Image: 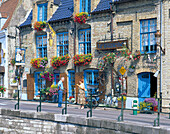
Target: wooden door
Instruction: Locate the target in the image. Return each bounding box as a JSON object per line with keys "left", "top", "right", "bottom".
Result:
{"left": 27, "top": 74, "right": 35, "bottom": 100}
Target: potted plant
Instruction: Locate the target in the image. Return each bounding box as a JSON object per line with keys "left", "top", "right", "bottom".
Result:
{"left": 139, "top": 101, "right": 152, "bottom": 113}
{"left": 0, "top": 85, "right": 6, "bottom": 94}
{"left": 74, "top": 12, "right": 88, "bottom": 24}
{"left": 144, "top": 98, "right": 158, "bottom": 112}
{"left": 30, "top": 57, "right": 48, "bottom": 69}
{"left": 34, "top": 21, "right": 46, "bottom": 31}
{"left": 40, "top": 67, "right": 54, "bottom": 81}
{"left": 117, "top": 93, "right": 127, "bottom": 108}
{"left": 50, "top": 54, "right": 70, "bottom": 69}
{"left": 73, "top": 53, "right": 92, "bottom": 66}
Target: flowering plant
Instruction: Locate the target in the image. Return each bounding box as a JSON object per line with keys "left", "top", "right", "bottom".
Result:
{"left": 144, "top": 98, "right": 158, "bottom": 107}
{"left": 49, "top": 84, "right": 58, "bottom": 95}
{"left": 10, "top": 58, "right": 16, "bottom": 66}
{"left": 0, "top": 85, "right": 6, "bottom": 94}
{"left": 50, "top": 54, "right": 70, "bottom": 69}
{"left": 74, "top": 12, "right": 88, "bottom": 24}
{"left": 34, "top": 21, "right": 46, "bottom": 31}
{"left": 12, "top": 76, "right": 20, "bottom": 83}
{"left": 40, "top": 67, "right": 54, "bottom": 81}
{"left": 102, "top": 53, "right": 117, "bottom": 64}
{"left": 30, "top": 57, "right": 48, "bottom": 69}
{"left": 73, "top": 53, "right": 92, "bottom": 66}
{"left": 132, "top": 51, "right": 141, "bottom": 61}
{"left": 117, "top": 93, "right": 127, "bottom": 101}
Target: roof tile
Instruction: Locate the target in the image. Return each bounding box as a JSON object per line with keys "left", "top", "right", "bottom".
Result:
{"left": 91, "top": 0, "right": 112, "bottom": 14}
{"left": 19, "top": 10, "right": 32, "bottom": 27}
{"left": 0, "top": 0, "right": 19, "bottom": 30}
{"left": 48, "top": 0, "right": 73, "bottom": 23}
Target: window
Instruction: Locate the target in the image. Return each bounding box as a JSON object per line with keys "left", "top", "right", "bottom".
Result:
{"left": 79, "top": 29, "right": 91, "bottom": 54}
{"left": 37, "top": 3, "right": 47, "bottom": 21}
{"left": 36, "top": 35, "right": 47, "bottom": 58}
{"left": 57, "top": 32, "right": 69, "bottom": 56}
{"left": 140, "top": 19, "right": 157, "bottom": 53}
{"left": 0, "top": 43, "right": 1, "bottom": 64}
{"left": 35, "top": 72, "right": 46, "bottom": 96}
{"left": 84, "top": 70, "right": 99, "bottom": 95}
{"left": 68, "top": 70, "right": 75, "bottom": 97}
{"left": 80, "top": 0, "right": 91, "bottom": 13}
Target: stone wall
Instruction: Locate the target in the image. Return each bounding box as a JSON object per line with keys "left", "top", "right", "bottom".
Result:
{"left": 0, "top": 109, "right": 169, "bottom": 134}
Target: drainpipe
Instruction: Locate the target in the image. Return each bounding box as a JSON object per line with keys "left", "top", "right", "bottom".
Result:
{"left": 159, "top": 0, "right": 163, "bottom": 111}
{"left": 110, "top": 3, "right": 114, "bottom": 97}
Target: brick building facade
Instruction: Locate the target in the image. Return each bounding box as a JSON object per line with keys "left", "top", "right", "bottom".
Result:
{"left": 8, "top": 0, "right": 169, "bottom": 111}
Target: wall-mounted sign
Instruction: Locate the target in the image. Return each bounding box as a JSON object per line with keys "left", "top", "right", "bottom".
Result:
{"left": 96, "top": 40, "right": 128, "bottom": 50}
{"left": 10, "top": 78, "right": 18, "bottom": 86}
{"left": 15, "top": 48, "right": 26, "bottom": 63}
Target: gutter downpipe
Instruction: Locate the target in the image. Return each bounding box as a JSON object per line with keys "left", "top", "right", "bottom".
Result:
{"left": 160, "top": 0, "right": 163, "bottom": 112}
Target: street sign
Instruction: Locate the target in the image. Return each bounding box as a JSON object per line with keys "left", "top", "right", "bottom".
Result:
{"left": 119, "top": 66, "right": 126, "bottom": 75}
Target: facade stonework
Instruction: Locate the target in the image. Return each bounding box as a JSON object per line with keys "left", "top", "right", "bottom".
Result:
{"left": 4, "top": 0, "right": 170, "bottom": 111}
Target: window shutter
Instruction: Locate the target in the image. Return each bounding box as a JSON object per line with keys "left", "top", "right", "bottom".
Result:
{"left": 27, "top": 74, "right": 35, "bottom": 100}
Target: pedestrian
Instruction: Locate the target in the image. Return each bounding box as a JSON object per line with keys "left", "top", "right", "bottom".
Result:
{"left": 77, "top": 79, "right": 86, "bottom": 109}
{"left": 58, "top": 77, "right": 65, "bottom": 108}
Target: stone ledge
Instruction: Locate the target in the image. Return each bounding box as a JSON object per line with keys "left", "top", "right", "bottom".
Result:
{"left": 0, "top": 108, "right": 170, "bottom": 134}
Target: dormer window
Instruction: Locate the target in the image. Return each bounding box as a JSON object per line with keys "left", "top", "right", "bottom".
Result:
{"left": 80, "top": 0, "right": 91, "bottom": 13}
{"left": 37, "top": 3, "right": 47, "bottom": 21}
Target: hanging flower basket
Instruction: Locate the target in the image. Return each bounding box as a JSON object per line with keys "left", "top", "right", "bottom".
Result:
{"left": 102, "top": 53, "right": 117, "bottom": 65}
{"left": 133, "top": 51, "right": 141, "bottom": 61}
{"left": 40, "top": 67, "right": 54, "bottom": 81}
{"left": 10, "top": 58, "right": 16, "bottom": 66}
{"left": 74, "top": 12, "right": 88, "bottom": 24}
{"left": 73, "top": 53, "right": 92, "bottom": 66}
{"left": 50, "top": 54, "right": 70, "bottom": 69}
{"left": 30, "top": 57, "right": 48, "bottom": 69}
{"left": 34, "top": 21, "right": 46, "bottom": 31}
{"left": 0, "top": 85, "right": 6, "bottom": 94}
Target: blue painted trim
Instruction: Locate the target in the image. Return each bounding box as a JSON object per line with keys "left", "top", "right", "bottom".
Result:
{"left": 37, "top": 3, "right": 48, "bottom": 21}
{"left": 34, "top": 72, "right": 46, "bottom": 96}
{"left": 36, "top": 35, "right": 47, "bottom": 58}
{"left": 80, "top": 0, "right": 91, "bottom": 13}
{"left": 140, "top": 18, "right": 157, "bottom": 54}
{"left": 56, "top": 32, "right": 69, "bottom": 56}
{"left": 78, "top": 28, "right": 91, "bottom": 54}
{"left": 84, "top": 69, "right": 99, "bottom": 96}
{"left": 68, "top": 70, "right": 75, "bottom": 97}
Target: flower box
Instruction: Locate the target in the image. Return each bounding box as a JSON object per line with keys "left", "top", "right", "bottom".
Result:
{"left": 50, "top": 54, "right": 70, "bottom": 69}
{"left": 30, "top": 57, "right": 48, "bottom": 69}
{"left": 74, "top": 12, "right": 88, "bottom": 24}
{"left": 73, "top": 54, "right": 92, "bottom": 66}
{"left": 34, "top": 21, "right": 46, "bottom": 31}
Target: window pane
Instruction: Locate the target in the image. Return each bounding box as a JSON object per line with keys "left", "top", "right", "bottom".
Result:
{"left": 43, "top": 36, "right": 47, "bottom": 46}
{"left": 94, "top": 72, "right": 99, "bottom": 85}
{"left": 39, "top": 7, "right": 43, "bottom": 21}
{"left": 44, "top": 5, "right": 47, "bottom": 21}
{"left": 82, "top": 0, "right": 86, "bottom": 12}
{"left": 86, "top": 30, "right": 91, "bottom": 42}
{"left": 79, "top": 43, "right": 85, "bottom": 54}
{"left": 36, "top": 35, "right": 47, "bottom": 58}
{"left": 150, "top": 19, "right": 157, "bottom": 32}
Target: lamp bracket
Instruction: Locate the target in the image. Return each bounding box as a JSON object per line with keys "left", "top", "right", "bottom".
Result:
{"left": 157, "top": 44, "right": 165, "bottom": 55}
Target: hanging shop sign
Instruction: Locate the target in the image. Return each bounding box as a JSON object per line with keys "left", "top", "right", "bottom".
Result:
{"left": 15, "top": 48, "right": 26, "bottom": 66}
{"left": 96, "top": 40, "right": 128, "bottom": 51}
